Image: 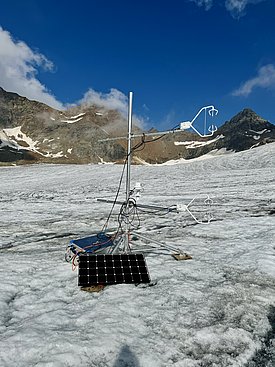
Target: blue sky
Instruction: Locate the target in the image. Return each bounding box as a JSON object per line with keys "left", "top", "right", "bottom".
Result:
{"left": 0, "top": 0, "right": 274, "bottom": 130}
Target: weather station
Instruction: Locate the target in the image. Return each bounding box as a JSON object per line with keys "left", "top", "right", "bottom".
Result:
{"left": 65, "top": 92, "right": 219, "bottom": 291}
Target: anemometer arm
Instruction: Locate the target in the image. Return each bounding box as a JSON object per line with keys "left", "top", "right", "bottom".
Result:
{"left": 98, "top": 195, "right": 213, "bottom": 224}
{"left": 175, "top": 196, "right": 213, "bottom": 224}
{"left": 99, "top": 105, "right": 219, "bottom": 142}
{"left": 179, "top": 105, "right": 218, "bottom": 137}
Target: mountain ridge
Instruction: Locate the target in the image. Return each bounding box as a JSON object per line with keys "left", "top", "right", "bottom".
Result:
{"left": 0, "top": 87, "right": 274, "bottom": 164}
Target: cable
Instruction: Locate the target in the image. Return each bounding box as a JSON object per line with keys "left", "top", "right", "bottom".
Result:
{"left": 101, "top": 156, "right": 128, "bottom": 232}
{"left": 72, "top": 254, "right": 79, "bottom": 271}
{"left": 101, "top": 133, "right": 146, "bottom": 233}
{"left": 143, "top": 133, "right": 167, "bottom": 144}
{"left": 101, "top": 130, "right": 169, "bottom": 235}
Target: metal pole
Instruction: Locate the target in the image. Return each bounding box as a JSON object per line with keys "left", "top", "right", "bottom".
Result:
{"left": 126, "top": 91, "right": 133, "bottom": 203}
{"left": 124, "top": 91, "right": 133, "bottom": 251}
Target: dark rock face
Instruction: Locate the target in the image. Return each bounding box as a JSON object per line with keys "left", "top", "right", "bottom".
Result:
{"left": 181, "top": 108, "right": 275, "bottom": 160}
{"left": 0, "top": 145, "right": 39, "bottom": 163}
{"left": 0, "top": 87, "right": 128, "bottom": 164}
{"left": 0, "top": 87, "right": 274, "bottom": 164}
{"left": 216, "top": 108, "right": 275, "bottom": 152}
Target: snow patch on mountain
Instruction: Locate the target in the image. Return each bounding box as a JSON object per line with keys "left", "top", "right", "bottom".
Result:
{"left": 57, "top": 112, "right": 87, "bottom": 124}
{"left": 0, "top": 130, "right": 19, "bottom": 149}
{"left": 249, "top": 129, "right": 270, "bottom": 135}
{"left": 244, "top": 129, "right": 272, "bottom": 141}
{"left": 70, "top": 112, "right": 86, "bottom": 119}
{"left": 174, "top": 135, "right": 224, "bottom": 149}
{"left": 3, "top": 126, "right": 39, "bottom": 150}
{"left": 61, "top": 117, "right": 84, "bottom": 124}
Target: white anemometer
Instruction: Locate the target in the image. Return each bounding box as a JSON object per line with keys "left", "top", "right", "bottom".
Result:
{"left": 179, "top": 105, "right": 218, "bottom": 137}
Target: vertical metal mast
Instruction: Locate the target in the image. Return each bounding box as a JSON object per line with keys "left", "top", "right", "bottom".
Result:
{"left": 124, "top": 91, "right": 133, "bottom": 251}
{"left": 126, "top": 91, "right": 133, "bottom": 202}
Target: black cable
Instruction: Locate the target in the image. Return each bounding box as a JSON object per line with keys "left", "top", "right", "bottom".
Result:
{"left": 131, "top": 133, "right": 146, "bottom": 152}
{"left": 101, "top": 156, "right": 128, "bottom": 232}
{"left": 101, "top": 130, "right": 170, "bottom": 234}
{"left": 143, "top": 133, "right": 167, "bottom": 143}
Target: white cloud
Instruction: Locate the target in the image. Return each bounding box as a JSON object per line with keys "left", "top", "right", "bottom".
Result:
{"left": 80, "top": 88, "right": 128, "bottom": 115}
{"left": 225, "top": 0, "right": 266, "bottom": 18}
{"left": 0, "top": 27, "right": 63, "bottom": 110}
{"left": 232, "top": 64, "right": 275, "bottom": 97}
{"left": 190, "top": 0, "right": 213, "bottom": 11}
{"left": 225, "top": 0, "right": 249, "bottom": 13}
{"left": 190, "top": 0, "right": 267, "bottom": 17}
{"left": 80, "top": 88, "right": 146, "bottom": 128}
{"left": 0, "top": 27, "right": 147, "bottom": 126}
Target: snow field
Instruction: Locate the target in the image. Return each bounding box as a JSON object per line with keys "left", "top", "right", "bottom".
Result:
{"left": 0, "top": 143, "right": 275, "bottom": 366}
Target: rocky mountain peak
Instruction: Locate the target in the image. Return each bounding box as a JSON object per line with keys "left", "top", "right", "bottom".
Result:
{"left": 229, "top": 108, "right": 268, "bottom": 126}
{"left": 0, "top": 86, "right": 275, "bottom": 164}
{"left": 214, "top": 108, "right": 275, "bottom": 153}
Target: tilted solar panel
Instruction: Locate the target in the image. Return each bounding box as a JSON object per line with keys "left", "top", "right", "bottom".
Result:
{"left": 78, "top": 253, "right": 150, "bottom": 286}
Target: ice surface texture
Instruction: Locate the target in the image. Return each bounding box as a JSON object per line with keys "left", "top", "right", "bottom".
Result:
{"left": 0, "top": 143, "right": 275, "bottom": 367}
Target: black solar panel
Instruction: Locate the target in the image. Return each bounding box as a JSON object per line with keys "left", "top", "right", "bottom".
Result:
{"left": 78, "top": 253, "right": 150, "bottom": 286}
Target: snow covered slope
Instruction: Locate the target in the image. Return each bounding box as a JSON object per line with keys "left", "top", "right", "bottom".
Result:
{"left": 0, "top": 143, "right": 274, "bottom": 367}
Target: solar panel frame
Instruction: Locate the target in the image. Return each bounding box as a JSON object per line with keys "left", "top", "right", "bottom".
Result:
{"left": 78, "top": 253, "right": 150, "bottom": 286}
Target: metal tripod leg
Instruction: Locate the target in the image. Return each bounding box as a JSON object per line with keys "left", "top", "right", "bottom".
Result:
{"left": 131, "top": 231, "right": 186, "bottom": 256}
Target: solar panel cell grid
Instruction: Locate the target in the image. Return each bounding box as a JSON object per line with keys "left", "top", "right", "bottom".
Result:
{"left": 78, "top": 253, "right": 150, "bottom": 286}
